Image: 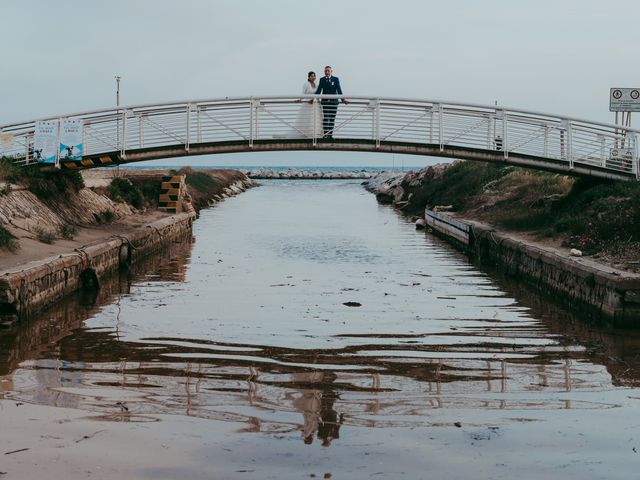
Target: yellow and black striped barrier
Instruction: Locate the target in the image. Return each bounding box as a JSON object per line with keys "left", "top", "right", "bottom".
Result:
{"left": 158, "top": 175, "right": 186, "bottom": 214}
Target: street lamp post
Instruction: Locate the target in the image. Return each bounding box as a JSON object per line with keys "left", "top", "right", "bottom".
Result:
{"left": 115, "top": 75, "right": 121, "bottom": 107}
{"left": 115, "top": 75, "right": 122, "bottom": 165}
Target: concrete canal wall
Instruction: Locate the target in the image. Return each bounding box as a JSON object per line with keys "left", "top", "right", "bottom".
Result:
{"left": 0, "top": 212, "right": 195, "bottom": 320}
{"left": 426, "top": 209, "right": 640, "bottom": 326}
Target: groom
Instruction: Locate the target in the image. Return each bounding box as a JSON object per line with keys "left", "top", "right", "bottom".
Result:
{"left": 315, "top": 66, "right": 348, "bottom": 139}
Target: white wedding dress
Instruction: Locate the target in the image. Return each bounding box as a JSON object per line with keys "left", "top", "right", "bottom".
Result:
{"left": 293, "top": 82, "right": 323, "bottom": 138}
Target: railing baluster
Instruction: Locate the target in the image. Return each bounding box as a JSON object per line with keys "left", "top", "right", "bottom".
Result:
{"left": 486, "top": 115, "right": 491, "bottom": 149}
{"left": 502, "top": 111, "right": 508, "bottom": 159}
{"left": 375, "top": 99, "right": 380, "bottom": 148}
{"left": 429, "top": 108, "right": 434, "bottom": 144}
{"left": 632, "top": 133, "right": 639, "bottom": 179}
{"left": 249, "top": 98, "right": 254, "bottom": 147}
{"left": 313, "top": 97, "right": 318, "bottom": 146}
{"left": 544, "top": 126, "right": 549, "bottom": 158}
{"left": 121, "top": 110, "right": 127, "bottom": 158}
{"left": 55, "top": 117, "right": 62, "bottom": 168}
{"left": 436, "top": 104, "right": 443, "bottom": 151}
{"left": 567, "top": 121, "right": 573, "bottom": 169}
{"left": 139, "top": 115, "right": 145, "bottom": 148}
{"left": 185, "top": 104, "right": 191, "bottom": 151}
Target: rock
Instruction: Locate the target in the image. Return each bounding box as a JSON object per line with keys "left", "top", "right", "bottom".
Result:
{"left": 343, "top": 301, "right": 362, "bottom": 307}
{"left": 433, "top": 205, "right": 453, "bottom": 212}
{"left": 376, "top": 192, "right": 394, "bottom": 204}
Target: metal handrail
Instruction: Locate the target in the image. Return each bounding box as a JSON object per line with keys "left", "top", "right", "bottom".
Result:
{"left": 2, "top": 95, "right": 638, "bottom": 133}
{"left": 1, "top": 95, "right": 638, "bottom": 179}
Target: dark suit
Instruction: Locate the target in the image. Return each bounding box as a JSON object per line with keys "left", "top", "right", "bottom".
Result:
{"left": 315, "top": 76, "right": 343, "bottom": 138}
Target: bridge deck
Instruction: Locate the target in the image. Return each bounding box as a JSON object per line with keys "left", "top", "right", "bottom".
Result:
{"left": 1, "top": 96, "right": 638, "bottom": 180}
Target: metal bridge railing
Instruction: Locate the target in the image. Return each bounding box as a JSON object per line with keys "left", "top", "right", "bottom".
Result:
{"left": 1, "top": 95, "right": 638, "bottom": 178}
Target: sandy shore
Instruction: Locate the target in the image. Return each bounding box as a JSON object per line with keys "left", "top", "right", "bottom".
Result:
{"left": 0, "top": 169, "right": 181, "bottom": 271}
{"left": 0, "top": 210, "right": 170, "bottom": 271}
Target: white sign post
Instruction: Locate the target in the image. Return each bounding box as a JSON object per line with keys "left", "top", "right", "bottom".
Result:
{"left": 610, "top": 88, "right": 640, "bottom": 112}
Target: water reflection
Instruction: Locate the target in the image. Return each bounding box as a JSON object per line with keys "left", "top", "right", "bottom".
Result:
{"left": 1, "top": 180, "right": 640, "bottom": 449}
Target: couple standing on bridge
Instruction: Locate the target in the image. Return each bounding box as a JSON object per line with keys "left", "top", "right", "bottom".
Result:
{"left": 296, "top": 65, "right": 348, "bottom": 139}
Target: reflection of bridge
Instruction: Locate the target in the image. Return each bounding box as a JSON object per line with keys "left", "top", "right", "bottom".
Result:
{"left": 1, "top": 95, "right": 639, "bottom": 180}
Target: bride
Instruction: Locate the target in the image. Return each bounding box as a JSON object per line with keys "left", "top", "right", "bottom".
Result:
{"left": 293, "top": 71, "right": 323, "bottom": 138}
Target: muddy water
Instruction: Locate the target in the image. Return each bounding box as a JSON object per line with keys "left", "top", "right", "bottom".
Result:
{"left": 2, "top": 180, "right": 640, "bottom": 479}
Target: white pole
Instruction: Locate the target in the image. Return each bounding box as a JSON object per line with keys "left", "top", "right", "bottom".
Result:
{"left": 115, "top": 76, "right": 121, "bottom": 107}
{"left": 115, "top": 75, "right": 121, "bottom": 170}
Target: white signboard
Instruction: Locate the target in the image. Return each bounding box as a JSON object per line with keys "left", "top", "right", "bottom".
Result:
{"left": 59, "top": 119, "right": 83, "bottom": 161}
{"left": 610, "top": 147, "right": 634, "bottom": 159}
{"left": 0, "top": 132, "right": 14, "bottom": 150}
{"left": 610, "top": 88, "right": 640, "bottom": 112}
{"left": 34, "top": 120, "right": 59, "bottom": 164}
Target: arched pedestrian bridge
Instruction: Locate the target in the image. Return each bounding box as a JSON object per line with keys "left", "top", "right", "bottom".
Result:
{"left": 1, "top": 95, "right": 638, "bottom": 181}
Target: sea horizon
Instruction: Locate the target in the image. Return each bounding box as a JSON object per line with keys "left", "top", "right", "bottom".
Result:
{"left": 117, "top": 164, "right": 417, "bottom": 173}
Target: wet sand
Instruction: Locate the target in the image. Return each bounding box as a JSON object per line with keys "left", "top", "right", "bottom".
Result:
{"left": 0, "top": 210, "right": 170, "bottom": 271}
{"left": 2, "top": 393, "right": 639, "bottom": 479}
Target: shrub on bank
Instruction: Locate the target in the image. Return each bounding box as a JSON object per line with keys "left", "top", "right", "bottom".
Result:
{"left": 421, "top": 161, "right": 510, "bottom": 211}
{"left": 415, "top": 161, "right": 640, "bottom": 258}
{"left": 184, "top": 171, "right": 220, "bottom": 193}
{"left": 0, "top": 156, "right": 21, "bottom": 183}
{"left": 59, "top": 224, "right": 78, "bottom": 240}
{"left": 108, "top": 178, "right": 144, "bottom": 209}
{"left": 0, "top": 225, "right": 18, "bottom": 252}
{"left": 553, "top": 179, "right": 640, "bottom": 253}
{"left": 1, "top": 157, "right": 84, "bottom": 199}
{"left": 34, "top": 227, "right": 55, "bottom": 244}
{"left": 27, "top": 169, "right": 84, "bottom": 200}
{"left": 101, "top": 210, "right": 115, "bottom": 223}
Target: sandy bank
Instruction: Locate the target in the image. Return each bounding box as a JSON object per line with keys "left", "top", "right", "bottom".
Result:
{"left": 0, "top": 169, "right": 254, "bottom": 270}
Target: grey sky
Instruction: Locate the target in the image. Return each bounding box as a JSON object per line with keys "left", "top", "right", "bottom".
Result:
{"left": 2, "top": 0, "right": 639, "bottom": 167}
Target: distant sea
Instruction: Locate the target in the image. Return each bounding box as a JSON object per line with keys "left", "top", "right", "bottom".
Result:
{"left": 117, "top": 165, "right": 414, "bottom": 173}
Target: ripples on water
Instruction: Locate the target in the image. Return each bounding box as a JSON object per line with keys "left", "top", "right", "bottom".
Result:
{"left": 2, "top": 180, "right": 640, "bottom": 449}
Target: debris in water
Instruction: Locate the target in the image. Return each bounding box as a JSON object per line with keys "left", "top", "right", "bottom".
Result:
{"left": 4, "top": 448, "right": 29, "bottom": 455}
{"left": 343, "top": 302, "right": 362, "bottom": 307}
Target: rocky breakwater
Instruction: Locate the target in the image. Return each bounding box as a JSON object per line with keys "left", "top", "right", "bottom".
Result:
{"left": 363, "top": 163, "right": 451, "bottom": 214}
{"left": 242, "top": 168, "right": 375, "bottom": 180}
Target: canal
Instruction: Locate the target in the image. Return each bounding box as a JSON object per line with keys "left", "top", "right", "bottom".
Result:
{"left": 1, "top": 179, "right": 640, "bottom": 479}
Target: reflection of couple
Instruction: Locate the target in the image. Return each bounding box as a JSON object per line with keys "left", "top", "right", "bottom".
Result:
{"left": 291, "top": 371, "right": 344, "bottom": 446}
{"left": 296, "top": 65, "right": 348, "bottom": 139}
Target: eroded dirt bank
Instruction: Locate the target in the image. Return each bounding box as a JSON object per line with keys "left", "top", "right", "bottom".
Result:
{"left": 0, "top": 167, "right": 255, "bottom": 319}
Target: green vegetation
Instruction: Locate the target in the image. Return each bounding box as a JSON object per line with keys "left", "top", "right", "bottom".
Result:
{"left": 0, "top": 157, "right": 85, "bottom": 200}
{"left": 185, "top": 171, "right": 220, "bottom": 193}
{"left": 0, "top": 156, "right": 21, "bottom": 183}
{"left": 58, "top": 224, "right": 78, "bottom": 240}
{"left": 34, "top": 227, "right": 55, "bottom": 244}
{"left": 418, "top": 161, "right": 640, "bottom": 259}
{"left": 133, "top": 179, "right": 161, "bottom": 207}
{"left": 101, "top": 210, "right": 116, "bottom": 223}
{"left": 553, "top": 179, "right": 640, "bottom": 254}
{"left": 108, "top": 178, "right": 144, "bottom": 209}
{"left": 419, "top": 161, "right": 509, "bottom": 211}
{"left": 0, "top": 225, "right": 18, "bottom": 252}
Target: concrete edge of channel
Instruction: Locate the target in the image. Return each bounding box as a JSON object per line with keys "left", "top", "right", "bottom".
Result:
{"left": 0, "top": 211, "right": 196, "bottom": 322}
{"left": 425, "top": 208, "right": 640, "bottom": 326}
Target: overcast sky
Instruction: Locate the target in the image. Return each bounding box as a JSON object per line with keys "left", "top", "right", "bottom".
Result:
{"left": 2, "top": 0, "right": 639, "bottom": 167}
